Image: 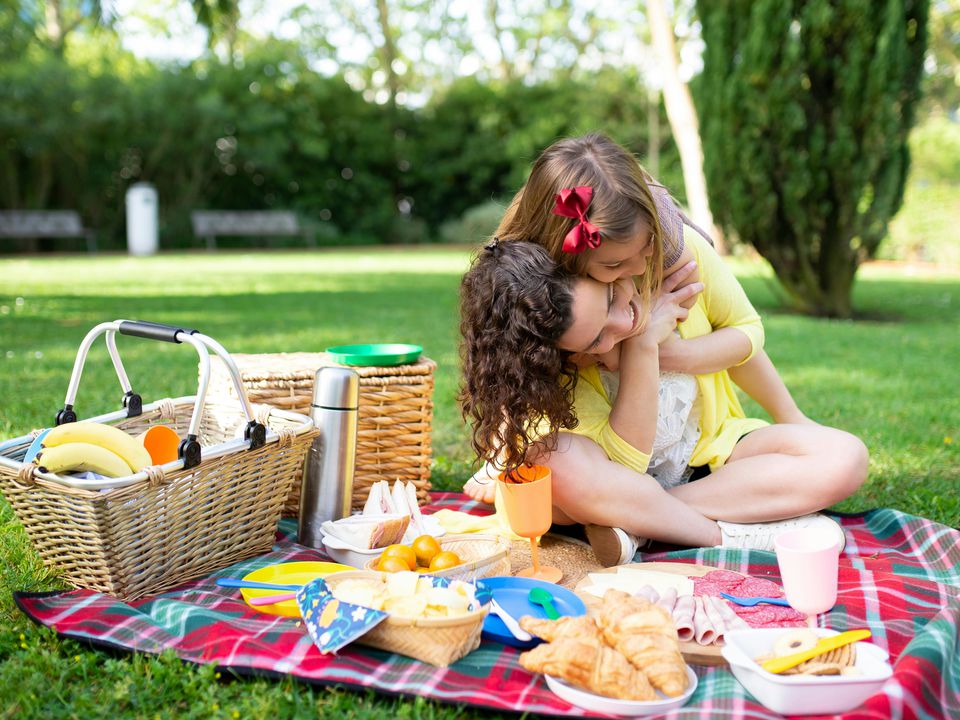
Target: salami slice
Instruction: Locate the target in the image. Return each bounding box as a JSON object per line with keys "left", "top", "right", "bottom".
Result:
{"left": 693, "top": 569, "right": 805, "bottom": 629}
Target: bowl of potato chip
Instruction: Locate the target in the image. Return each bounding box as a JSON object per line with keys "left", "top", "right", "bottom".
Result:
{"left": 324, "top": 570, "right": 491, "bottom": 666}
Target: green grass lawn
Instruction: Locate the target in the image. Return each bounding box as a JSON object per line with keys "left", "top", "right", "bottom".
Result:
{"left": 1, "top": 248, "right": 958, "bottom": 718}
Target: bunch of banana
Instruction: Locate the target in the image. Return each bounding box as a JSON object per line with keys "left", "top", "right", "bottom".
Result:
{"left": 33, "top": 423, "right": 152, "bottom": 478}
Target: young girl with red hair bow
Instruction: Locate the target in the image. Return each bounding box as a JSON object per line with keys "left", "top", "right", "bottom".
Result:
{"left": 458, "top": 134, "right": 867, "bottom": 564}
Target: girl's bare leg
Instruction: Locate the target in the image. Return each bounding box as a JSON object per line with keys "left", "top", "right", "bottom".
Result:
{"left": 535, "top": 433, "right": 722, "bottom": 547}
{"left": 668, "top": 424, "right": 868, "bottom": 522}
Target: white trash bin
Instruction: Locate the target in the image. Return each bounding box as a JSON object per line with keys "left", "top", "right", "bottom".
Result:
{"left": 125, "top": 182, "right": 158, "bottom": 256}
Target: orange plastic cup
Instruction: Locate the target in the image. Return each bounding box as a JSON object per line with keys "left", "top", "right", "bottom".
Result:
{"left": 138, "top": 425, "right": 180, "bottom": 465}
{"left": 497, "top": 464, "right": 562, "bottom": 583}
{"left": 497, "top": 464, "right": 553, "bottom": 538}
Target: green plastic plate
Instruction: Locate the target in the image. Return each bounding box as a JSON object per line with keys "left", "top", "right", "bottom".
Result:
{"left": 326, "top": 343, "right": 423, "bottom": 367}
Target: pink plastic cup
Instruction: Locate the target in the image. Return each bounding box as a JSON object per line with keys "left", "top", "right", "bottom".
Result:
{"left": 774, "top": 527, "right": 841, "bottom": 627}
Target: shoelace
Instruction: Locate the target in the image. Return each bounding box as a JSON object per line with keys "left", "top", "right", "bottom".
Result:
{"left": 723, "top": 516, "right": 817, "bottom": 550}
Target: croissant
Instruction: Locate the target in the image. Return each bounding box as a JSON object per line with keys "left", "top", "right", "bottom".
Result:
{"left": 597, "top": 590, "right": 689, "bottom": 698}
{"left": 519, "top": 638, "right": 657, "bottom": 701}
{"left": 519, "top": 615, "right": 603, "bottom": 645}
{"left": 597, "top": 590, "right": 678, "bottom": 637}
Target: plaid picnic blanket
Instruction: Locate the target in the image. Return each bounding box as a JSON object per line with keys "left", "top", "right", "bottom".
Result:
{"left": 14, "top": 493, "right": 960, "bottom": 719}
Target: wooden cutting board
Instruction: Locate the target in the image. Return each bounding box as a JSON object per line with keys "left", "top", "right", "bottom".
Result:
{"left": 573, "top": 561, "right": 758, "bottom": 667}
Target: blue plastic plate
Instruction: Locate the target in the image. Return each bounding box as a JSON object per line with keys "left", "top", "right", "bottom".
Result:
{"left": 477, "top": 576, "right": 587, "bottom": 649}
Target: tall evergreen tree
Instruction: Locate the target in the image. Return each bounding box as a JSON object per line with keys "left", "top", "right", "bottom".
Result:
{"left": 697, "top": 0, "right": 929, "bottom": 317}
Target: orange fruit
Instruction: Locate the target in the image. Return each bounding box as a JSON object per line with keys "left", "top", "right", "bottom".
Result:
{"left": 411, "top": 534, "right": 442, "bottom": 567}
{"left": 378, "top": 556, "right": 411, "bottom": 573}
{"left": 428, "top": 550, "right": 461, "bottom": 571}
{"left": 380, "top": 543, "right": 417, "bottom": 571}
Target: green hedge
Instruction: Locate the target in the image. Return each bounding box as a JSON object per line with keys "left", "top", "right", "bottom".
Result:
{"left": 0, "top": 39, "right": 677, "bottom": 251}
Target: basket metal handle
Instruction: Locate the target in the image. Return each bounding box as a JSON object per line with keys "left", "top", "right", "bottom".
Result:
{"left": 58, "top": 320, "right": 266, "bottom": 468}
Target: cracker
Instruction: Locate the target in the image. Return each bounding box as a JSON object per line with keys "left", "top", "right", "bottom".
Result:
{"left": 796, "top": 661, "right": 843, "bottom": 676}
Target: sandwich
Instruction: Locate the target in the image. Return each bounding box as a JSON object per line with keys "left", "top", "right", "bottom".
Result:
{"left": 320, "top": 513, "right": 410, "bottom": 550}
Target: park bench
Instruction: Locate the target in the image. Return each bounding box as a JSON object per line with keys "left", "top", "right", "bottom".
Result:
{"left": 0, "top": 210, "right": 97, "bottom": 252}
{"left": 190, "top": 210, "right": 316, "bottom": 250}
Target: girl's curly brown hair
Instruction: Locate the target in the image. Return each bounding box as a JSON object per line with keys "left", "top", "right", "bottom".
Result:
{"left": 459, "top": 240, "right": 579, "bottom": 475}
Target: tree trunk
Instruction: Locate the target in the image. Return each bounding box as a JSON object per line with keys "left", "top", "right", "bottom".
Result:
{"left": 646, "top": 0, "right": 724, "bottom": 253}
{"left": 375, "top": 0, "right": 400, "bottom": 111}
{"left": 486, "top": 0, "right": 514, "bottom": 82}
{"left": 45, "top": 0, "right": 65, "bottom": 56}
{"left": 647, "top": 87, "right": 661, "bottom": 179}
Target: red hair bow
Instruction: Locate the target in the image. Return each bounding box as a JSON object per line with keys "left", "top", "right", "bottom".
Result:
{"left": 552, "top": 186, "right": 601, "bottom": 254}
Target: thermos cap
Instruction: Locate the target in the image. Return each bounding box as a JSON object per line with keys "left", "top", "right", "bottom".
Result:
{"left": 312, "top": 366, "right": 360, "bottom": 409}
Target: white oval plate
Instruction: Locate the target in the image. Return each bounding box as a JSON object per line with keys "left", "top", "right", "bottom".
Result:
{"left": 545, "top": 665, "right": 698, "bottom": 716}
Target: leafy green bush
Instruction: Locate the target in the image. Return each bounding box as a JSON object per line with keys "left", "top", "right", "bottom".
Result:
{"left": 438, "top": 200, "right": 506, "bottom": 245}
{"left": 908, "top": 116, "right": 960, "bottom": 183}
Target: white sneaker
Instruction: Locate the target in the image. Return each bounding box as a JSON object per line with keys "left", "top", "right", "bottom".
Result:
{"left": 585, "top": 525, "right": 647, "bottom": 567}
{"left": 717, "top": 513, "right": 846, "bottom": 552}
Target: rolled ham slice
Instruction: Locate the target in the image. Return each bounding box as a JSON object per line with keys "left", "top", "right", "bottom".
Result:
{"left": 673, "top": 594, "right": 696, "bottom": 642}
{"left": 633, "top": 584, "right": 660, "bottom": 603}
{"left": 701, "top": 595, "right": 728, "bottom": 645}
{"left": 693, "top": 596, "right": 717, "bottom": 646}
{"left": 658, "top": 587, "right": 679, "bottom": 616}
{"left": 715, "top": 596, "right": 750, "bottom": 631}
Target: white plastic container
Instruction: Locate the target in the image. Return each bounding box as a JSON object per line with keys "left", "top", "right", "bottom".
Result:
{"left": 320, "top": 516, "right": 446, "bottom": 568}
{"left": 125, "top": 182, "right": 159, "bottom": 256}
{"left": 321, "top": 534, "right": 384, "bottom": 568}
{"left": 721, "top": 628, "right": 893, "bottom": 715}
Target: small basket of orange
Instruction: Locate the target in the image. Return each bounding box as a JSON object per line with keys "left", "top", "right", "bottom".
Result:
{"left": 366, "top": 533, "right": 511, "bottom": 582}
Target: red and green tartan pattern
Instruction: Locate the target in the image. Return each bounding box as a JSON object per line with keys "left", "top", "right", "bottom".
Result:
{"left": 14, "top": 494, "right": 960, "bottom": 719}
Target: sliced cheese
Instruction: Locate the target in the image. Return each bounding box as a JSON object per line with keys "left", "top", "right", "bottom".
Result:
{"left": 582, "top": 568, "right": 694, "bottom": 598}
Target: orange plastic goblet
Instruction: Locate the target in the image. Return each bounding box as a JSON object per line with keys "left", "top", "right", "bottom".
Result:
{"left": 498, "top": 464, "right": 563, "bottom": 583}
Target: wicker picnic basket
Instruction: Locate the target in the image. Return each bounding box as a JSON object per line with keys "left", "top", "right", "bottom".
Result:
{"left": 206, "top": 352, "right": 435, "bottom": 515}
{"left": 0, "top": 321, "right": 317, "bottom": 601}
{"left": 324, "top": 570, "right": 490, "bottom": 667}
{"left": 364, "top": 534, "right": 512, "bottom": 581}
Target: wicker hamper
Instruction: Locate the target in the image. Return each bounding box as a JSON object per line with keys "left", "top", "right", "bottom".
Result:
{"left": 206, "top": 352, "right": 435, "bottom": 515}
{"left": 0, "top": 321, "right": 317, "bottom": 601}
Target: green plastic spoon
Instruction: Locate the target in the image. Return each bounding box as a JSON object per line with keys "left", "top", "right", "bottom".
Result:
{"left": 528, "top": 587, "right": 560, "bottom": 620}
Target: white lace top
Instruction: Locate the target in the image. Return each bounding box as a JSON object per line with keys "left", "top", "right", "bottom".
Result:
{"left": 598, "top": 368, "right": 702, "bottom": 489}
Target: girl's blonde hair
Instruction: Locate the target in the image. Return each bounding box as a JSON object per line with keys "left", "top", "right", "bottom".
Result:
{"left": 493, "top": 133, "right": 664, "bottom": 299}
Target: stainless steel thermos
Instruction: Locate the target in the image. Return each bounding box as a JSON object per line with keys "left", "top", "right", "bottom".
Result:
{"left": 297, "top": 366, "right": 359, "bottom": 548}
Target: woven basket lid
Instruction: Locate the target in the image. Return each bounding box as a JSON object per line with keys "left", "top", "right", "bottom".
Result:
{"left": 222, "top": 352, "right": 436, "bottom": 381}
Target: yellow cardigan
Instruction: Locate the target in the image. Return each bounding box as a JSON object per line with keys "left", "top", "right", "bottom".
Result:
{"left": 570, "top": 228, "right": 768, "bottom": 474}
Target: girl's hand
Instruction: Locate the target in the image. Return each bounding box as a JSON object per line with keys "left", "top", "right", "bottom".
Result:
{"left": 636, "top": 261, "right": 703, "bottom": 346}
{"left": 578, "top": 264, "right": 702, "bottom": 372}
{"left": 662, "top": 245, "right": 701, "bottom": 310}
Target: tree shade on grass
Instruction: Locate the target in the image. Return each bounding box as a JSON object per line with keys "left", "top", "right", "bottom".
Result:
{"left": 698, "top": 0, "right": 929, "bottom": 318}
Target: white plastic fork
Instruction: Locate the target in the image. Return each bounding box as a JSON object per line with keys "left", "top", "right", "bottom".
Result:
{"left": 489, "top": 598, "right": 533, "bottom": 642}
